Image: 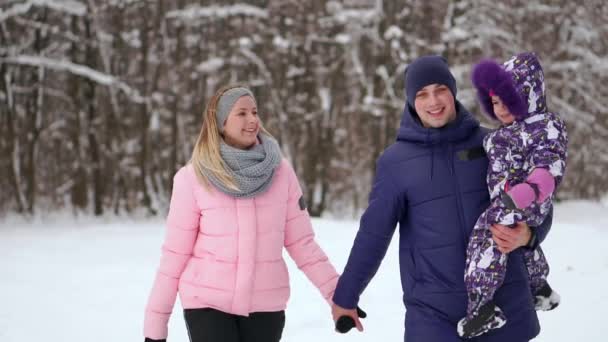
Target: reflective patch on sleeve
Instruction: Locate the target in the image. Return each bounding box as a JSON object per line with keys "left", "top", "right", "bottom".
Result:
{"left": 298, "top": 196, "right": 307, "bottom": 210}
{"left": 457, "top": 146, "right": 486, "bottom": 160}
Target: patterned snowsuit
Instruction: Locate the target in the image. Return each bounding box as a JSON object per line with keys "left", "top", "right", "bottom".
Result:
{"left": 464, "top": 52, "right": 568, "bottom": 318}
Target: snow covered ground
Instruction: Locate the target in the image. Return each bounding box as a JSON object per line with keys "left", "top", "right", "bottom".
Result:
{"left": 1, "top": 200, "right": 606, "bottom": 342}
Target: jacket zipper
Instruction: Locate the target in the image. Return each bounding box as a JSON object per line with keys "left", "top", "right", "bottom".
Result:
{"left": 449, "top": 143, "right": 469, "bottom": 248}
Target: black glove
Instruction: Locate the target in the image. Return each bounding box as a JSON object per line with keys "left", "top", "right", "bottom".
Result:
{"left": 500, "top": 190, "right": 518, "bottom": 210}
{"left": 145, "top": 338, "right": 166, "bottom": 342}
{"left": 335, "top": 306, "right": 367, "bottom": 334}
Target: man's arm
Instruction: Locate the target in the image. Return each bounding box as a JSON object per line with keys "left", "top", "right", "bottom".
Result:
{"left": 490, "top": 205, "right": 553, "bottom": 253}
{"left": 332, "top": 157, "right": 406, "bottom": 309}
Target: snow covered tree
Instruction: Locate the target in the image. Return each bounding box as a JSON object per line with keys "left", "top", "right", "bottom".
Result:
{"left": 0, "top": 0, "right": 605, "bottom": 217}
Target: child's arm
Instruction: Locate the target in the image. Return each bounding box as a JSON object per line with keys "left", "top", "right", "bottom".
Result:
{"left": 504, "top": 168, "right": 555, "bottom": 209}
{"left": 504, "top": 114, "right": 568, "bottom": 210}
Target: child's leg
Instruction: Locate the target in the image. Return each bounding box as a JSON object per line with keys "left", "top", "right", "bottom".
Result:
{"left": 464, "top": 216, "right": 508, "bottom": 316}
{"left": 459, "top": 214, "right": 508, "bottom": 338}
{"left": 523, "top": 245, "right": 549, "bottom": 294}
{"left": 524, "top": 245, "right": 561, "bottom": 311}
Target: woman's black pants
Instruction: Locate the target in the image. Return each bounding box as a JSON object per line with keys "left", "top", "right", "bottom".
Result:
{"left": 184, "top": 308, "right": 285, "bottom": 342}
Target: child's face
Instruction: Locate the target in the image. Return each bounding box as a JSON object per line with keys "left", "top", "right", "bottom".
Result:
{"left": 491, "top": 95, "right": 515, "bottom": 124}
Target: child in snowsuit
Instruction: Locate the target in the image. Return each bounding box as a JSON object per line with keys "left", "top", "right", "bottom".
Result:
{"left": 457, "top": 52, "right": 568, "bottom": 338}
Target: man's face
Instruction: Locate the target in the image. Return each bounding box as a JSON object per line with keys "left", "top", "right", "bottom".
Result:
{"left": 413, "top": 83, "right": 457, "bottom": 128}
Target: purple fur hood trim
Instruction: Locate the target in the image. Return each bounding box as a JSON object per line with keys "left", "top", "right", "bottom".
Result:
{"left": 471, "top": 52, "right": 547, "bottom": 121}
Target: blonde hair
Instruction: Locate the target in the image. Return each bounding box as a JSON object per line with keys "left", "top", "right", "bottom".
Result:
{"left": 191, "top": 84, "right": 274, "bottom": 190}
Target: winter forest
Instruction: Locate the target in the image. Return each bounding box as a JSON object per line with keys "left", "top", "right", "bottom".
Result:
{"left": 1, "top": 0, "right": 607, "bottom": 217}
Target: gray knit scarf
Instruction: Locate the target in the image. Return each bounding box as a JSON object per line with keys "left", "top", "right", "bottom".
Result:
{"left": 204, "top": 133, "right": 282, "bottom": 198}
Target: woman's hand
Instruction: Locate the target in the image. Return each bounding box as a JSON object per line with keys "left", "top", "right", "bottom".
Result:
{"left": 490, "top": 222, "right": 532, "bottom": 254}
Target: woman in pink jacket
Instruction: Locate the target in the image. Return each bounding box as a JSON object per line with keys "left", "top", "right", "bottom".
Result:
{"left": 143, "top": 85, "right": 340, "bottom": 342}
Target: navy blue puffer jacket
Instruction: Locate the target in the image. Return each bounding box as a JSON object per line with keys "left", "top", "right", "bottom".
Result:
{"left": 333, "top": 102, "right": 552, "bottom": 342}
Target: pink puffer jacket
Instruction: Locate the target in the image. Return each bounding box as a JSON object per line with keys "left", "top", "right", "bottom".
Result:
{"left": 143, "top": 160, "right": 339, "bottom": 340}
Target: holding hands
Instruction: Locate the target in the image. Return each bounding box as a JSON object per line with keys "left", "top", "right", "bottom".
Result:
{"left": 332, "top": 304, "right": 367, "bottom": 333}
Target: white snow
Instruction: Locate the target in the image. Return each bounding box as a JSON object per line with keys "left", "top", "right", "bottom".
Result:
{"left": 0, "top": 0, "right": 86, "bottom": 22}
{"left": 239, "top": 37, "right": 253, "bottom": 48}
{"left": 1, "top": 201, "right": 606, "bottom": 341}
{"left": 149, "top": 110, "right": 159, "bottom": 131}
{"left": 319, "top": 87, "right": 331, "bottom": 113}
{"left": 166, "top": 4, "right": 268, "bottom": 21}
{"left": 383, "top": 25, "right": 403, "bottom": 40}
{"left": 286, "top": 66, "right": 305, "bottom": 78}
{"left": 1, "top": 55, "right": 144, "bottom": 103}
{"left": 120, "top": 29, "right": 142, "bottom": 49}
{"left": 443, "top": 27, "right": 469, "bottom": 41}
{"left": 335, "top": 33, "right": 351, "bottom": 44}
{"left": 0, "top": 2, "right": 33, "bottom": 22}
{"left": 331, "top": 9, "right": 378, "bottom": 24}
{"left": 273, "top": 35, "right": 290, "bottom": 50}
{"left": 195, "top": 57, "right": 224, "bottom": 74}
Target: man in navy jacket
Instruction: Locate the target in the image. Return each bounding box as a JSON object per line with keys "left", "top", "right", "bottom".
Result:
{"left": 331, "top": 56, "right": 552, "bottom": 342}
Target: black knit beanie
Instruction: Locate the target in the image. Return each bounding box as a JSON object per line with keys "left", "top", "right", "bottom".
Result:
{"left": 405, "top": 55, "right": 457, "bottom": 107}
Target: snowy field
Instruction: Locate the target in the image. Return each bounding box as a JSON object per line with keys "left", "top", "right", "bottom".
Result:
{"left": 1, "top": 200, "right": 606, "bottom": 342}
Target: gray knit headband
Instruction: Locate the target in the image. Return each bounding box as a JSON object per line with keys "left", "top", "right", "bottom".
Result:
{"left": 216, "top": 87, "right": 256, "bottom": 133}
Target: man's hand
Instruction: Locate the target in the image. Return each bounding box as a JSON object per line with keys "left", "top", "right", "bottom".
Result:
{"left": 332, "top": 303, "right": 364, "bottom": 332}
{"left": 490, "top": 222, "right": 532, "bottom": 254}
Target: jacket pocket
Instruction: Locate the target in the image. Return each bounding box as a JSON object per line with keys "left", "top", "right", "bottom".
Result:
{"left": 256, "top": 203, "right": 287, "bottom": 233}
{"left": 415, "top": 244, "right": 466, "bottom": 292}
{"left": 400, "top": 247, "right": 418, "bottom": 292}
{"left": 191, "top": 256, "right": 237, "bottom": 290}
{"left": 200, "top": 207, "right": 238, "bottom": 236}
